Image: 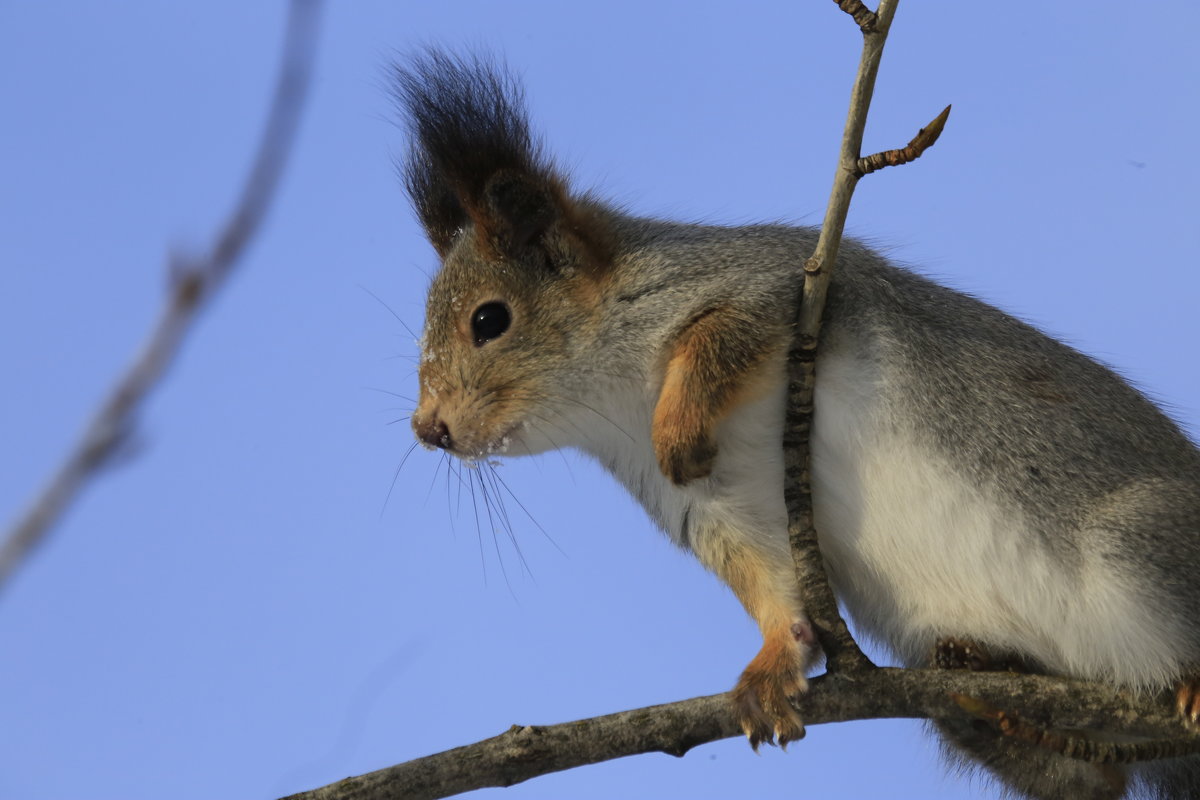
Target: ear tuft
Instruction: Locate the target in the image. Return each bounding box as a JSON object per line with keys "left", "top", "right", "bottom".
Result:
{"left": 393, "top": 51, "right": 553, "bottom": 255}
{"left": 392, "top": 50, "right": 614, "bottom": 272}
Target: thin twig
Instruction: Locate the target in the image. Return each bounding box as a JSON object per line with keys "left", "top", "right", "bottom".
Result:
{"left": 280, "top": 669, "right": 1199, "bottom": 800}
{"left": 0, "top": 0, "right": 323, "bottom": 593}
{"left": 834, "top": 0, "right": 878, "bottom": 32}
{"left": 786, "top": 1, "right": 953, "bottom": 677}
{"left": 857, "top": 104, "right": 952, "bottom": 176}
{"left": 785, "top": 0, "right": 907, "bottom": 674}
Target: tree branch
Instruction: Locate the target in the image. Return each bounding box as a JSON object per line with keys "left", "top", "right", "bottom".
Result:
{"left": 0, "top": 0, "right": 323, "bottom": 594}
{"left": 280, "top": 669, "right": 1200, "bottom": 800}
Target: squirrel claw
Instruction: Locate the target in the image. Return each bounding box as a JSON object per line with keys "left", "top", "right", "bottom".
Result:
{"left": 740, "top": 718, "right": 774, "bottom": 752}
{"left": 1175, "top": 677, "right": 1200, "bottom": 728}
{"left": 733, "top": 690, "right": 806, "bottom": 751}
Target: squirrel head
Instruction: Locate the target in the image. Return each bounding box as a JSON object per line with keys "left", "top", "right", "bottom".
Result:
{"left": 395, "top": 51, "right": 615, "bottom": 460}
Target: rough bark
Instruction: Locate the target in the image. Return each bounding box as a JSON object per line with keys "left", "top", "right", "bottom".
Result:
{"left": 281, "top": 669, "right": 1199, "bottom": 800}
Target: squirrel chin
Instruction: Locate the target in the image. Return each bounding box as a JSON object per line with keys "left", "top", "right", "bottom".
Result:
{"left": 454, "top": 425, "right": 521, "bottom": 463}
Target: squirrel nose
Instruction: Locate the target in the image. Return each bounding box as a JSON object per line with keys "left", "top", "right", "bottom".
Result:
{"left": 415, "top": 416, "right": 453, "bottom": 450}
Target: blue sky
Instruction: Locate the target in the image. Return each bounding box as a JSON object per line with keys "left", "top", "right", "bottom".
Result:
{"left": 2, "top": 3, "right": 1198, "bottom": 799}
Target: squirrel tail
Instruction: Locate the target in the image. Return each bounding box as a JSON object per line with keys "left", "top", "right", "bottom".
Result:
{"left": 934, "top": 719, "right": 1126, "bottom": 800}
{"left": 938, "top": 719, "right": 1200, "bottom": 799}
{"left": 930, "top": 638, "right": 1200, "bottom": 799}
{"left": 1134, "top": 758, "right": 1200, "bottom": 800}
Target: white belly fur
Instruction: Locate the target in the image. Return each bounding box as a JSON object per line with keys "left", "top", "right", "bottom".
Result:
{"left": 810, "top": 345, "right": 1182, "bottom": 689}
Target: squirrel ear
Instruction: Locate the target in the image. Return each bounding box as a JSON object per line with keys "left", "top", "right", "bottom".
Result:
{"left": 474, "top": 170, "right": 560, "bottom": 256}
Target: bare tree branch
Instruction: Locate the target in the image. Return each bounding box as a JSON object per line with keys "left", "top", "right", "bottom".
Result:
{"left": 280, "top": 669, "right": 1200, "bottom": 800}
{"left": 0, "top": 0, "right": 323, "bottom": 594}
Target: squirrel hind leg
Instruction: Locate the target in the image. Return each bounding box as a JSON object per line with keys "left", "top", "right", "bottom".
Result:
{"left": 931, "top": 636, "right": 1126, "bottom": 800}
{"left": 1132, "top": 756, "right": 1200, "bottom": 800}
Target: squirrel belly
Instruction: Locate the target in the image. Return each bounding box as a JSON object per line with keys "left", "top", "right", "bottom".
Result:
{"left": 810, "top": 328, "right": 1191, "bottom": 689}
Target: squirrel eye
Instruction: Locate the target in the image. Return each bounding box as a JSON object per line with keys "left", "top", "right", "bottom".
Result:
{"left": 471, "top": 302, "right": 511, "bottom": 345}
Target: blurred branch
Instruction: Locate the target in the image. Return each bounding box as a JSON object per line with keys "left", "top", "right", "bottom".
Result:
{"left": 0, "top": 0, "right": 323, "bottom": 594}
{"left": 280, "top": 668, "right": 1199, "bottom": 800}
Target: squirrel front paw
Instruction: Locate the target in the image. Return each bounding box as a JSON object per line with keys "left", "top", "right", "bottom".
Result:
{"left": 731, "top": 634, "right": 808, "bottom": 749}
{"left": 653, "top": 427, "right": 717, "bottom": 486}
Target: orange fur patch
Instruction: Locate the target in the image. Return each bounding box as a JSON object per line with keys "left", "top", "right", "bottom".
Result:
{"left": 651, "top": 306, "right": 774, "bottom": 485}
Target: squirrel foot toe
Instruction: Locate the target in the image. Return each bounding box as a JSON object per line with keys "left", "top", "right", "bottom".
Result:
{"left": 933, "top": 637, "right": 993, "bottom": 671}
{"left": 932, "top": 636, "right": 1030, "bottom": 673}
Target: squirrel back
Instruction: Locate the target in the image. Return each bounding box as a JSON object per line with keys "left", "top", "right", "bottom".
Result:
{"left": 395, "top": 51, "right": 1200, "bottom": 800}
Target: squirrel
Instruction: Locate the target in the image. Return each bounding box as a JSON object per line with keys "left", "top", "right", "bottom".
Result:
{"left": 394, "top": 51, "right": 1200, "bottom": 800}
